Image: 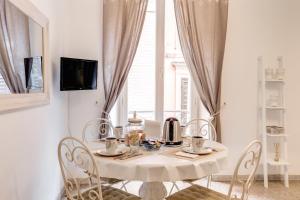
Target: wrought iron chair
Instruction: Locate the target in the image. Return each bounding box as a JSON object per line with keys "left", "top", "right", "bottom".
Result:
{"left": 169, "top": 118, "right": 217, "bottom": 195}
{"left": 166, "top": 140, "right": 262, "bottom": 200}
{"left": 82, "top": 118, "right": 129, "bottom": 191}
{"left": 183, "top": 118, "right": 217, "bottom": 141}
{"left": 82, "top": 118, "right": 114, "bottom": 144}
{"left": 82, "top": 110, "right": 113, "bottom": 142}
{"left": 58, "top": 136, "right": 140, "bottom": 200}
{"left": 185, "top": 118, "right": 217, "bottom": 185}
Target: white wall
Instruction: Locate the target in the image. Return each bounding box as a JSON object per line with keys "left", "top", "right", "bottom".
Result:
{"left": 222, "top": 0, "right": 300, "bottom": 175}
{"left": 9, "top": 1, "right": 300, "bottom": 199}
{"left": 29, "top": 18, "right": 43, "bottom": 57}
{"left": 63, "top": 0, "right": 104, "bottom": 137}
{"left": 65, "top": 0, "right": 300, "bottom": 176}
{"left": 0, "top": 0, "right": 68, "bottom": 199}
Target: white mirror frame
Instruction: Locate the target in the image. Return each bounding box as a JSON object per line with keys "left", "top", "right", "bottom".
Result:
{"left": 0, "top": 0, "right": 49, "bottom": 113}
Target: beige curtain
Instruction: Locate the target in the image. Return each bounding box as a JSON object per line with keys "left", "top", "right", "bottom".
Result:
{"left": 174, "top": 0, "right": 228, "bottom": 142}
{"left": 102, "top": 0, "right": 148, "bottom": 118}
{"left": 0, "top": 0, "right": 30, "bottom": 93}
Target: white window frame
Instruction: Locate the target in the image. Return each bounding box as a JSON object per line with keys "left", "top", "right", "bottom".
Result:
{"left": 155, "top": 0, "right": 165, "bottom": 122}
{"left": 115, "top": 0, "right": 200, "bottom": 126}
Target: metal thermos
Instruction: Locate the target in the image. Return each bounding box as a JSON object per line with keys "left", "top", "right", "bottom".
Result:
{"left": 163, "top": 117, "right": 182, "bottom": 144}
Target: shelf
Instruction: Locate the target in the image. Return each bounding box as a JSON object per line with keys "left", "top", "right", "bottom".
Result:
{"left": 267, "top": 133, "right": 287, "bottom": 137}
{"left": 265, "top": 79, "right": 284, "bottom": 83}
{"left": 260, "top": 60, "right": 289, "bottom": 188}
{"left": 266, "top": 107, "right": 285, "bottom": 110}
{"left": 267, "top": 159, "right": 289, "bottom": 166}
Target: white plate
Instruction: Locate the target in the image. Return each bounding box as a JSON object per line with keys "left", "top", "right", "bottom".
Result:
{"left": 94, "top": 148, "right": 128, "bottom": 157}
{"left": 182, "top": 147, "right": 213, "bottom": 155}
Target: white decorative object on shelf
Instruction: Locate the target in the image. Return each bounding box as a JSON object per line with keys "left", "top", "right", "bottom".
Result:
{"left": 276, "top": 56, "right": 285, "bottom": 80}
{"left": 264, "top": 57, "right": 285, "bottom": 81}
{"left": 265, "top": 67, "right": 273, "bottom": 80}
{"left": 266, "top": 125, "right": 284, "bottom": 135}
{"left": 258, "top": 56, "right": 289, "bottom": 188}
{"left": 274, "top": 143, "right": 280, "bottom": 162}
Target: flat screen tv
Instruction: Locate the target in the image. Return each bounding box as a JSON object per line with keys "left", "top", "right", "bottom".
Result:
{"left": 24, "top": 56, "right": 43, "bottom": 92}
{"left": 60, "top": 57, "right": 98, "bottom": 91}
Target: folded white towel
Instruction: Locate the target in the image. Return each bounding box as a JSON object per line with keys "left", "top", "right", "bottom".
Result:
{"left": 175, "top": 151, "right": 199, "bottom": 159}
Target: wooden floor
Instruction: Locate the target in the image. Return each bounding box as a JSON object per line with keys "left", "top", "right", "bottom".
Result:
{"left": 206, "top": 180, "right": 300, "bottom": 200}
{"left": 114, "top": 180, "right": 300, "bottom": 200}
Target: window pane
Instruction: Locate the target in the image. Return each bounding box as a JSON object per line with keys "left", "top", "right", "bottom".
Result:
{"left": 164, "top": 0, "right": 191, "bottom": 124}
{"left": 127, "top": 0, "right": 156, "bottom": 120}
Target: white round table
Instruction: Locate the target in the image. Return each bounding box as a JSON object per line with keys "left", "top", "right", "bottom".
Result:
{"left": 92, "top": 141, "right": 228, "bottom": 200}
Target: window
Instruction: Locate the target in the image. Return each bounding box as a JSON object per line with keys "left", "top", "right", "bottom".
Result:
{"left": 180, "top": 77, "right": 189, "bottom": 123}
{"left": 0, "top": 74, "right": 10, "bottom": 94}
{"left": 127, "top": 0, "right": 156, "bottom": 120}
{"left": 114, "top": 0, "right": 200, "bottom": 125}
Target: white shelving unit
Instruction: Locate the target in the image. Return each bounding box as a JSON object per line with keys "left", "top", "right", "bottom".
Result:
{"left": 258, "top": 57, "right": 289, "bottom": 188}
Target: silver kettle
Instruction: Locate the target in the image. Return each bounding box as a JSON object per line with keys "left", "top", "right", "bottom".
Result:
{"left": 163, "top": 117, "right": 182, "bottom": 145}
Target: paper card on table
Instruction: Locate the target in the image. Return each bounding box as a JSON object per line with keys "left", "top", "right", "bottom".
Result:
{"left": 175, "top": 151, "right": 199, "bottom": 159}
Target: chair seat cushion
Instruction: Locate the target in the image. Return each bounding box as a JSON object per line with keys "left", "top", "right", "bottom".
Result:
{"left": 82, "top": 186, "right": 141, "bottom": 200}
{"left": 166, "top": 185, "right": 227, "bottom": 200}
{"left": 101, "top": 177, "right": 123, "bottom": 184}
{"left": 182, "top": 178, "right": 198, "bottom": 183}
{"left": 102, "top": 186, "right": 141, "bottom": 200}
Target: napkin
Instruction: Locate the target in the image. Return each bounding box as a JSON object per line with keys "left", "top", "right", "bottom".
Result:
{"left": 175, "top": 151, "right": 199, "bottom": 159}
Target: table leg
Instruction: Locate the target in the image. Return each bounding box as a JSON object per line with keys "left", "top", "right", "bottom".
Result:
{"left": 139, "top": 182, "right": 167, "bottom": 200}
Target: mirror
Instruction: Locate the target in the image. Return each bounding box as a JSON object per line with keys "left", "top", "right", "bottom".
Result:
{"left": 0, "top": 0, "right": 49, "bottom": 112}
{"left": 0, "top": 1, "right": 43, "bottom": 94}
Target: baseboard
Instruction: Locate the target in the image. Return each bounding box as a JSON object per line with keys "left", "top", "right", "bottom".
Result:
{"left": 212, "top": 174, "right": 300, "bottom": 182}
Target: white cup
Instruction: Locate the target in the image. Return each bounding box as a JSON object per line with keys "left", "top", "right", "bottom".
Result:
{"left": 192, "top": 136, "right": 205, "bottom": 153}
{"left": 105, "top": 137, "right": 118, "bottom": 154}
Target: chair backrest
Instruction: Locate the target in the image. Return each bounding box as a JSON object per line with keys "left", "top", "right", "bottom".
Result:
{"left": 143, "top": 119, "right": 162, "bottom": 139}
{"left": 58, "top": 136, "right": 103, "bottom": 200}
{"left": 82, "top": 118, "right": 115, "bottom": 144}
{"left": 183, "top": 118, "right": 217, "bottom": 141}
{"left": 227, "top": 140, "right": 262, "bottom": 200}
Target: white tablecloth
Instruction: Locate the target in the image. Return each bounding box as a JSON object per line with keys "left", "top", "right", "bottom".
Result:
{"left": 93, "top": 141, "right": 228, "bottom": 182}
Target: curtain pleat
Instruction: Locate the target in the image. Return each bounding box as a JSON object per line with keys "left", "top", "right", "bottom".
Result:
{"left": 174, "top": 0, "right": 228, "bottom": 142}
{"left": 0, "top": 0, "right": 30, "bottom": 93}
{"left": 102, "top": 0, "right": 148, "bottom": 121}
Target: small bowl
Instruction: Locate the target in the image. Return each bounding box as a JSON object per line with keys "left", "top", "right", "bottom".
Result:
{"left": 142, "top": 140, "right": 161, "bottom": 151}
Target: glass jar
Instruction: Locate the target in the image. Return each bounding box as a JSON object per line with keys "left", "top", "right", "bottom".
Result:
{"left": 125, "top": 121, "right": 144, "bottom": 146}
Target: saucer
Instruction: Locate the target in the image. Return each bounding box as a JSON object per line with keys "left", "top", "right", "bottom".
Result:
{"left": 164, "top": 141, "right": 183, "bottom": 146}
{"left": 94, "top": 148, "right": 128, "bottom": 157}
{"left": 182, "top": 147, "right": 213, "bottom": 155}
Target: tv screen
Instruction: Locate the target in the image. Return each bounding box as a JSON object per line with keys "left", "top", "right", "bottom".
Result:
{"left": 24, "top": 56, "right": 43, "bottom": 92}
{"left": 60, "top": 57, "right": 98, "bottom": 91}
